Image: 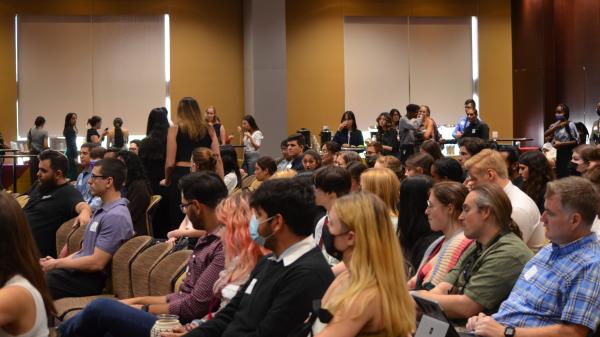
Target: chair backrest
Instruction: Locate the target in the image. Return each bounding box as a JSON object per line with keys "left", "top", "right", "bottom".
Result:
{"left": 130, "top": 241, "right": 172, "bottom": 297}
{"left": 241, "top": 175, "right": 256, "bottom": 189}
{"left": 149, "top": 249, "right": 192, "bottom": 296}
{"left": 55, "top": 217, "right": 77, "bottom": 257}
{"left": 16, "top": 195, "right": 29, "bottom": 208}
{"left": 145, "top": 195, "right": 162, "bottom": 236}
{"left": 67, "top": 223, "right": 87, "bottom": 255}
{"left": 111, "top": 235, "right": 153, "bottom": 298}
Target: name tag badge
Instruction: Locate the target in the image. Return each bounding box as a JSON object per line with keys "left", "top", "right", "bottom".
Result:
{"left": 245, "top": 278, "right": 258, "bottom": 295}
{"left": 524, "top": 265, "right": 538, "bottom": 281}
{"left": 472, "top": 129, "right": 476, "bottom": 134}
{"left": 89, "top": 221, "right": 99, "bottom": 233}
{"left": 41, "top": 195, "right": 52, "bottom": 200}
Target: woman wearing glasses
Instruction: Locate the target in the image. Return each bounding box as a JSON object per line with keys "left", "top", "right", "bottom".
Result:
{"left": 408, "top": 182, "right": 473, "bottom": 290}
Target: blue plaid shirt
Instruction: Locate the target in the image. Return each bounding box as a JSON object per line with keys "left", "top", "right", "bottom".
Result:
{"left": 493, "top": 232, "right": 600, "bottom": 332}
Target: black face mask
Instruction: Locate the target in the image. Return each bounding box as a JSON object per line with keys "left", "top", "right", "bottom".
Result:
{"left": 322, "top": 225, "right": 344, "bottom": 260}
{"left": 568, "top": 161, "right": 581, "bottom": 177}
{"left": 365, "top": 155, "right": 378, "bottom": 168}
{"left": 597, "top": 108, "right": 600, "bottom": 116}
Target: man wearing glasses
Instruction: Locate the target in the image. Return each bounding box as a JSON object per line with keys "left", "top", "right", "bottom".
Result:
{"left": 41, "top": 157, "right": 133, "bottom": 299}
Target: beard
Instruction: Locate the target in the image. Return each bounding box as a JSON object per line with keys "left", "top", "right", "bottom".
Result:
{"left": 38, "top": 178, "right": 58, "bottom": 194}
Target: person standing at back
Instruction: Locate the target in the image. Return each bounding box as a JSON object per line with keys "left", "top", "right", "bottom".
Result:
{"left": 237, "top": 115, "right": 263, "bottom": 176}
{"left": 27, "top": 116, "right": 48, "bottom": 183}
{"left": 63, "top": 112, "right": 79, "bottom": 181}
{"left": 205, "top": 105, "right": 230, "bottom": 145}
{"left": 161, "top": 97, "right": 222, "bottom": 232}
{"left": 86, "top": 115, "right": 108, "bottom": 146}
{"left": 107, "top": 117, "right": 129, "bottom": 150}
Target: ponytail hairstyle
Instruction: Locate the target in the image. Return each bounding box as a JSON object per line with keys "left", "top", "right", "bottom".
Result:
{"left": 113, "top": 117, "right": 124, "bottom": 148}
{"left": 470, "top": 183, "right": 522, "bottom": 238}
{"left": 87, "top": 115, "right": 102, "bottom": 128}
{"left": 191, "top": 147, "right": 217, "bottom": 173}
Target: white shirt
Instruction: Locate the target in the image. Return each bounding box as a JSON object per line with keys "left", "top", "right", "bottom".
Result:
{"left": 503, "top": 181, "right": 545, "bottom": 250}
{"left": 223, "top": 172, "right": 238, "bottom": 194}
{"left": 313, "top": 214, "right": 340, "bottom": 266}
{"left": 270, "top": 235, "right": 316, "bottom": 267}
{"left": 592, "top": 216, "right": 600, "bottom": 240}
{"left": 0, "top": 275, "right": 48, "bottom": 337}
{"left": 243, "top": 130, "right": 263, "bottom": 153}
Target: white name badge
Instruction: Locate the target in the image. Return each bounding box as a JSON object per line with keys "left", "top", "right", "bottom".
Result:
{"left": 89, "top": 221, "right": 99, "bottom": 233}
{"left": 524, "top": 265, "right": 538, "bottom": 281}
{"left": 472, "top": 129, "right": 476, "bottom": 134}
{"left": 245, "top": 278, "right": 258, "bottom": 295}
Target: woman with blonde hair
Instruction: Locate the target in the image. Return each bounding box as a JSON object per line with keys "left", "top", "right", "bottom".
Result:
{"left": 162, "top": 97, "right": 223, "bottom": 231}
{"left": 360, "top": 168, "right": 400, "bottom": 226}
{"left": 311, "top": 192, "right": 415, "bottom": 337}
{"left": 204, "top": 105, "right": 230, "bottom": 145}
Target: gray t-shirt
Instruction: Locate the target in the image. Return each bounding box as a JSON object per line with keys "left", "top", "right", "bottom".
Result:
{"left": 76, "top": 198, "right": 133, "bottom": 259}
{"left": 27, "top": 127, "right": 48, "bottom": 153}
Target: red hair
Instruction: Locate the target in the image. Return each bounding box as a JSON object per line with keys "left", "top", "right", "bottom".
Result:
{"left": 216, "top": 193, "right": 263, "bottom": 279}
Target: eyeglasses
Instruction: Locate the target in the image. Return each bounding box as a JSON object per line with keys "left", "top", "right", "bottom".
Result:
{"left": 90, "top": 174, "right": 109, "bottom": 181}
{"left": 179, "top": 201, "right": 193, "bottom": 213}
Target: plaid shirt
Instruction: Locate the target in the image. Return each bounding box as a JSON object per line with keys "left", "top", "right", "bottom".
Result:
{"left": 493, "top": 232, "right": 600, "bottom": 331}
{"left": 166, "top": 232, "right": 225, "bottom": 323}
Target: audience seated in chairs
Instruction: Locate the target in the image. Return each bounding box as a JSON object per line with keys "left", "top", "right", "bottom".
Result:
{"left": 0, "top": 191, "right": 55, "bottom": 337}
{"left": 320, "top": 141, "right": 341, "bottom": 167}
{"left": 305, "top": 192, "right": 415, "bottom": 337}
{"left": 74, "top": 142, "right": 96, "bottom": 203}
{"left": 405, "top": 152, "right": 434, "bottom": 177}
{"left": 24, "top": 150, "right": 92, "bottom": 258}
{"left": 286, "top": 133, "right": 306, "bottom": 171}
{"left": 465, "top": 149, "right": 545, "bottom": 250}
{"left": 360, "top": 168, "right": 400, "bottom": 228}
{"left": 58, "top": 171, "right": 229, "bottom": 336}
{"left": 346, "top": 160, "right": 367, "bottom": 193}
{"left": 42, "top": 157, "right": 133, "bottom": 299}
{"left": 408, "top": 182, "right": 473, "bottom": 290}
{"left": 467, "top": 177, "right": 600, "bottom": 337}
{"left": 181, "top": 178, "right": 335, "bottom": 337}
{"left": 415, "top": 184, "right": 533, "bottom": 320}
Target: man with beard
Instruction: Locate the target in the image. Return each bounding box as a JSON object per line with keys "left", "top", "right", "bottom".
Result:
{"left": 40, "top": 157, "right": 134, "bottom": 299}
{"left": 23, "top": 149, "right": 92, "bottom": 258}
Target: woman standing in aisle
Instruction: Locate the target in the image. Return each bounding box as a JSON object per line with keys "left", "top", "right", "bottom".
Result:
{"left": 63, "top": 112, "right": 79, "bottom": 181}
{"left": 237, "top": 115, "right": 263, "bottom": 176}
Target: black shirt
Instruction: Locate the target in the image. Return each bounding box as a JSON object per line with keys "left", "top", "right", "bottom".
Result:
{"left": 186, "top": 246, "right": 334, "bottom": 337}
{"left": 376, "top": 128, "right": 400, "bottom": 155}
{"left": 86, "top": 128, "right": 100, "bottom": 143}
{"left": 333, "top": 129, "right": 364, "bottom": 147}
{"left": 24, "top": 182, "right": 84, "bottom": 257}
{"left": 175, "top": 129, "right": 212, "bottom": 162}
{"left": 463, "top": 120, "right": 490, "bottom": 140}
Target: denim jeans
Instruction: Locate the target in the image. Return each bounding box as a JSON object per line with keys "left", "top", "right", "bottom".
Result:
{"left": 58, "top": 298, "right": 157, "bottom": 337}
{"left": 243, "top": 151, "right": 260, "bottom": 176}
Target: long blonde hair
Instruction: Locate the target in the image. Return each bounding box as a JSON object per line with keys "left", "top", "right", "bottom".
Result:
{"left": 177, "top": 97, "right": 207, "bottom": 140}
{"left": 328, "top": 193, "right": 415, "bottom": 336}
{"left": 360, "top": 168, "right": 400, "bottom": 215}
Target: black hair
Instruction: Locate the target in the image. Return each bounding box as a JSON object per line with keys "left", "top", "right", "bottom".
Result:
{"left": 465, "top": 98, "right": 476, "bottom": 108}
{"left": 250, "top": 178, "right": 317, "bottom": 237}
{"left": 313, "top": 165, "right": 351, "bottom": 197}
{"left": 117, "top": 150, "right": 148, "bottom": 188}
{"left": 390, "top": 108, "right": 401, "bottom": 118}
{"left": 130, "top": 139, "right": 141, "bottom": 147}
{"left": 95, "top": 157, "right": 127, "bottom": 190}
{"left": 38, "top": 150, "right": 68, "bottom": 177}
{"left": 556, "top": 103, "right": 570, "bottom": 119}
{"left": 346, "top": 161, "right": 368, "bottom": 184}
{"left": 146, "top": 107, "right": 169, "bottom": 137}
{"left": 280, "top": 140, "right": 289, "bottom": 149}
{"left": 433, "top": 158, "right": 464, "bottom": 183}
{"left": 340, "top": 111, "right": 358, "bottom": 131}
{"left": 221, "top": 145, "right": 242, "bottom": 188}
{"left": 519, "top": 151, "right": 554, "bottom": 205}
{"left": 322, "top": 141, "right": 341, "bottom": 154}
{"left": 459, "top": 137, "right": 487, "bottom": 156}
{"left": 405, "top": 152, "right": 434, "bottom": 176}
{"left": 113, "top": 117, "right": 125, "bottom": 148}
{"left": 287, "top": 133, "right": 306, "bottom": 148}
{"left": 90, "top": 146, "right": 107, "bottom": 160}
{"left": 397, "top": 175, "right": 436, "bottom": 265}
{"left": 498, "top": 145, "right": 519, "bottom": 167}
{"left": 406, "top": 104, "right": 421, "bottom": 119}
{"left": 87, "top": 115, "right": 102, "bottom": 128}
{"left": 420, "top": 139, "right": 443, "bottom": 160}
{"left": 80, "top": 142, "right": 96, "bottom": 151}
{"left": 376, "top": 112, "right": 393, "bottom": 131}
{"left": 34, "top": 116, "right": 46, "bottom": 127}
{"left": 243, "top": 115, "right": 260, "bottom": 131}
{"left": 256, "top": 156, "right": 277, "bottom": 175}
{"left": 63, "top": 112, "right": 77, "bottom": 136}
{"left": 178, "top": 172, "right": 228, "bottom": 209}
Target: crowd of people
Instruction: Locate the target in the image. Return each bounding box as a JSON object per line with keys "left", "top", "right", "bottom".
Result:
{"left": 1, "top": 96, "right": 600, "bottom": 337}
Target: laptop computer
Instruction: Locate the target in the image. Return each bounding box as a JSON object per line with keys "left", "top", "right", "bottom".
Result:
{"left": 412, "top": 293, "right": 478, "bottom": 337}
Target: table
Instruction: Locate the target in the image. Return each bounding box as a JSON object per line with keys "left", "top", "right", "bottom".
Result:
{"left": 0, "top": 154, "right": 37, "bottom": 193}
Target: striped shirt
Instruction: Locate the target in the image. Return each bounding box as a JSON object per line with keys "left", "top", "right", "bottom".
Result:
{"left": 166, "top": 232, "right": 225, "bottom": 323}
{"left": 415, "top": 231, "right": 473, "bottom": 290}
{"left": 493, "top": 232, "right": 600, "bottom": 331}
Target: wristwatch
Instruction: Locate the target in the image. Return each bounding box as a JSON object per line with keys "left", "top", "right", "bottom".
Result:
{"left": 504, "top": 326, "right": 516, "bottom": 337}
